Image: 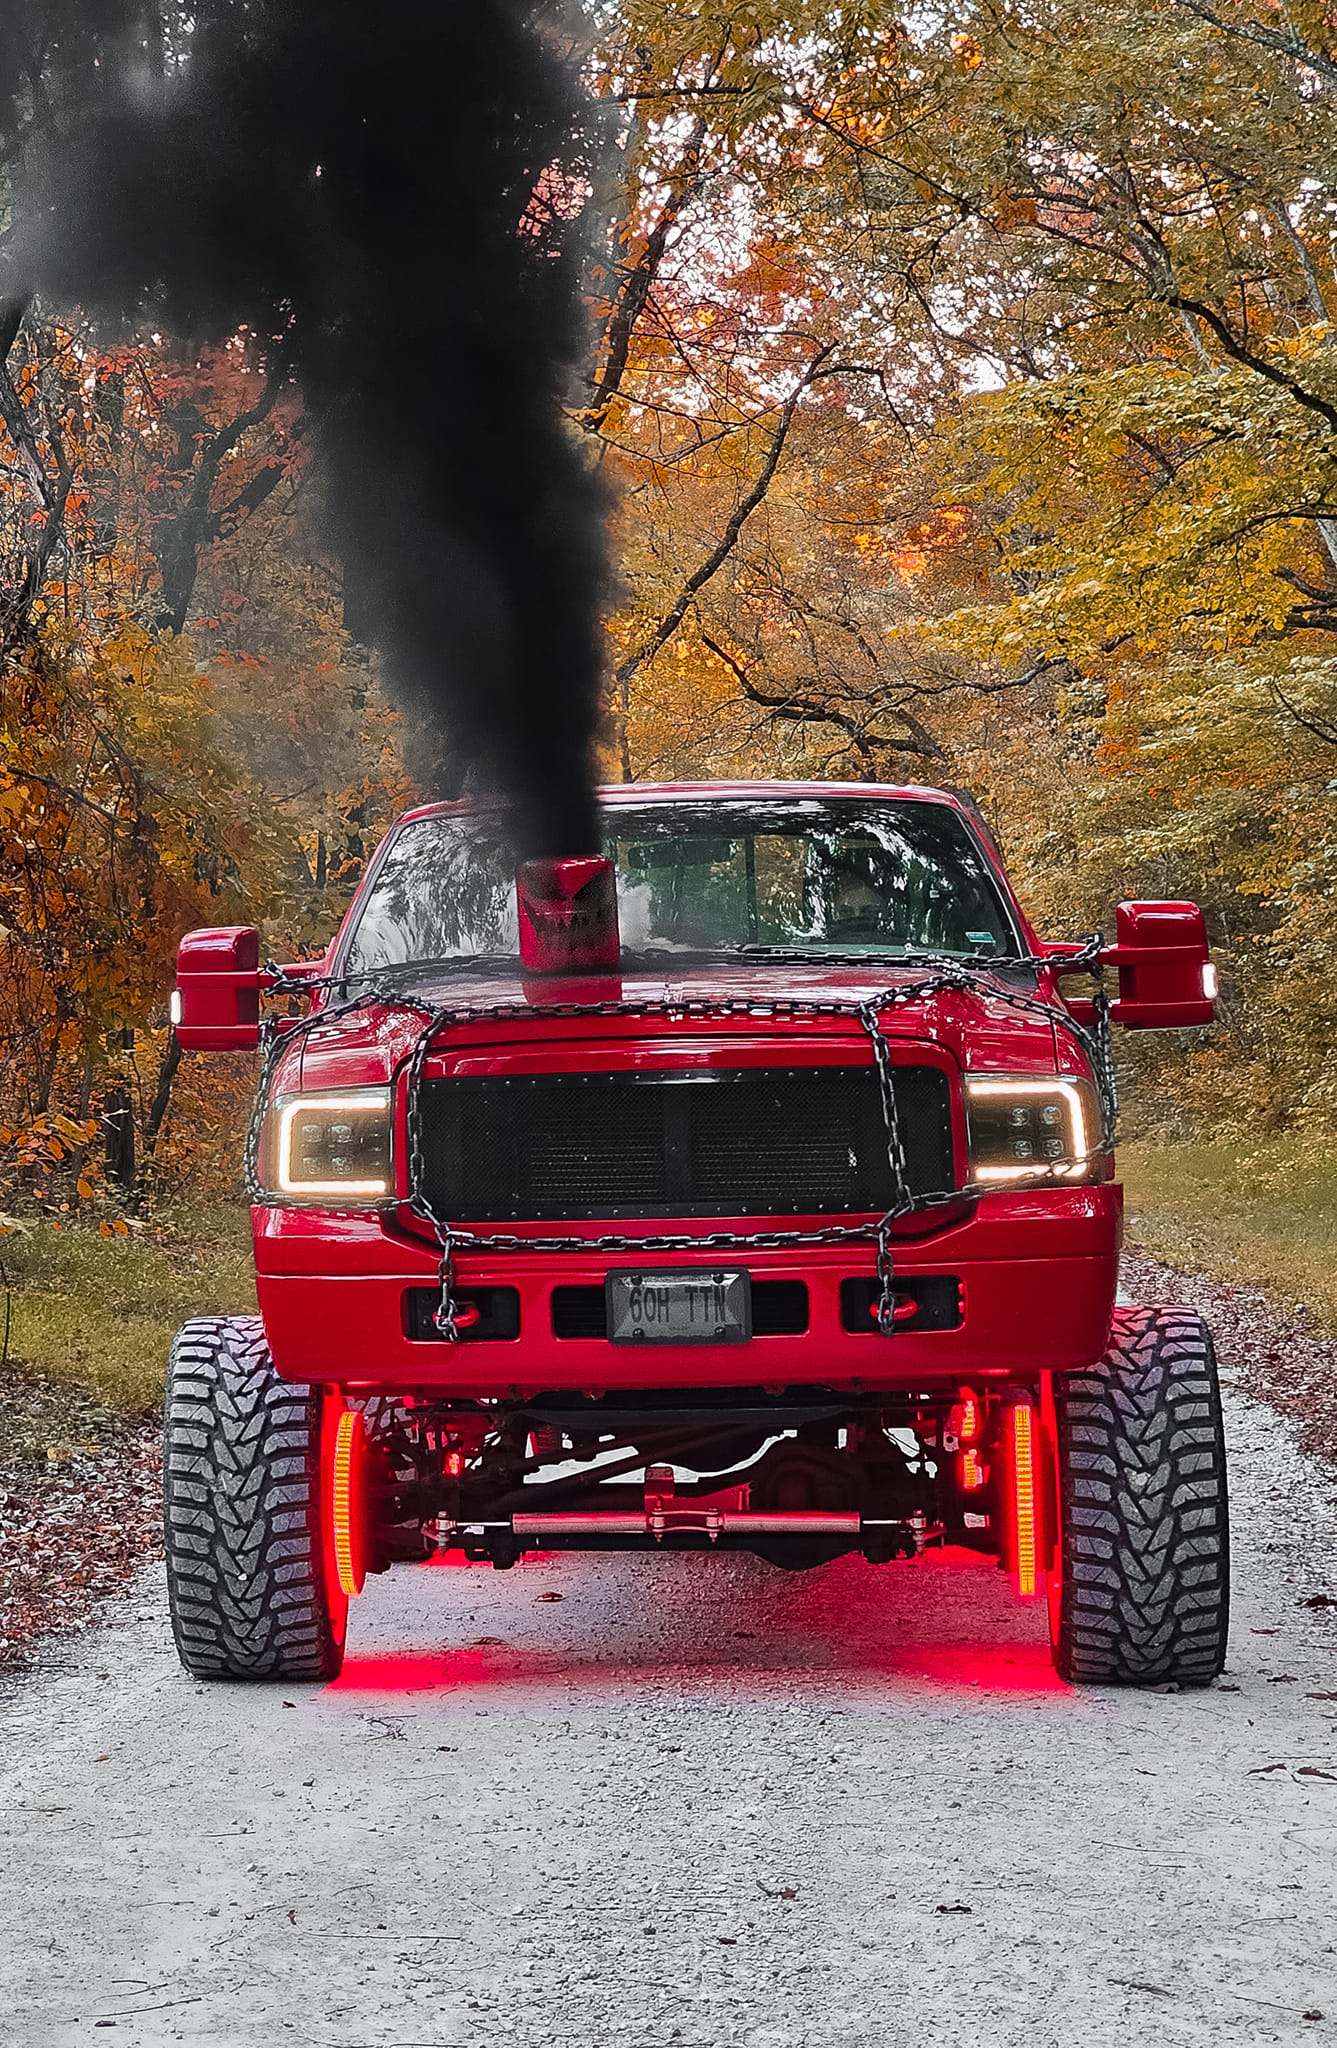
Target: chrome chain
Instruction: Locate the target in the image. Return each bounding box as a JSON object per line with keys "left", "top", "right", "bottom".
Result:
{"left": 244, "top": 941, "right": 1116, "bottom": 1341}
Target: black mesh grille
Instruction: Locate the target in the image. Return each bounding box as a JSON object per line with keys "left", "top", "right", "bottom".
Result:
{"left": 417, "top": 1065, "right": 954, "bottom": 1221}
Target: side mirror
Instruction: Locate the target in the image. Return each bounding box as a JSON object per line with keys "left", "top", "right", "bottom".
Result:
{"left": 1052, "top": 901, "right": 1216, "bottom": 1029}
{"left": 1105, "top": 900, "right": 1215, "bottom": 1027}
{"left": 171, "top": 927, "right": 263, "bottom": 1050}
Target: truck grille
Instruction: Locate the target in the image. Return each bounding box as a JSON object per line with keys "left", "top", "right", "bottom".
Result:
{"left": 415, "top": 1065, "right": 955, "bottom": 1222}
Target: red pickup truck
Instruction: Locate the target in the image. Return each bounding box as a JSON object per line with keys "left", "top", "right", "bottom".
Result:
{"left": 164, "top": 781, "right": 1227, "bottom": 1689}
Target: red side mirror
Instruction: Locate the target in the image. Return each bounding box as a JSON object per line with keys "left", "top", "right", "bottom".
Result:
{"left": 1104, "top": 901, "right": 1215, "bottom": 1028}
{"left": 172, "top": 927, "right": 263, "bottom": 1050}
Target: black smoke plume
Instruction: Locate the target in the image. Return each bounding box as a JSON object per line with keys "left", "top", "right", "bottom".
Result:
{"left": 2, "top": 1, "right": 609, "bottom": 856}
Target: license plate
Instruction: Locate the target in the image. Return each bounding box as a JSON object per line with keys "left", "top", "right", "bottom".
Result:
{"left": 606, "top": 1269, "right": 751, "bottom": 1345}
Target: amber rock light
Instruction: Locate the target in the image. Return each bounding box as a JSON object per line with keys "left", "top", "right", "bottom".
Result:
{"left": 331, "top": 1409, "right": 367, "bottom": 1599}
{"left": 1010, "top": 1401, "right": 1038, "bottom": 1599}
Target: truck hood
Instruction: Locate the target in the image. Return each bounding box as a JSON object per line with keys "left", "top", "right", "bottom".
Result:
{"left": 282, "top": 954, "right": 1067, "bottom": 1091}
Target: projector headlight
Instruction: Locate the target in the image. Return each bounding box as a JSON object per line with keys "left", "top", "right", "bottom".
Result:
{"left": 261, "top": 1087, "right": 393, "bottom": 1205}
{"left": 965, "top": 1075, "right": 1102, "bottom": 1185}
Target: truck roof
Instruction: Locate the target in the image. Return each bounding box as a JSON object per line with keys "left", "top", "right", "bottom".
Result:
{"left": 395, "top": 780, "right": 966, "bottom": 825}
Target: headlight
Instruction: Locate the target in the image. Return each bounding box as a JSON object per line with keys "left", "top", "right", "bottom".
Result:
{"left": 964, "top": 1075, "right": 1102, "bottom": 1185}
{"left": 261, "top": 1087, "right": 393, "bottom": 1205}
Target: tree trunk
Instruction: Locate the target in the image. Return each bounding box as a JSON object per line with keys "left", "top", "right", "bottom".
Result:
{"left": 141, "top": 1030, "right": 183, "bottom": 1160}
{"left": 103, "top": 1087, "right": 136, "bottom": 1192}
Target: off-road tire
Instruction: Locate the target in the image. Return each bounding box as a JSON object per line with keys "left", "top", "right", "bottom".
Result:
{"left": 1050, "top": 1305, "right": 1229, "bottom": 1688}
{"left": 164, "top": 1316, "right": 346, "bottom": 1681}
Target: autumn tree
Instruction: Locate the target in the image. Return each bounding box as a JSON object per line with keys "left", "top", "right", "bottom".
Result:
{"left": 579, "top": 0, "right": 1337, "bottom": 1135}
{"left": 582, "top": 7, "right": 1028, "bottom": 780}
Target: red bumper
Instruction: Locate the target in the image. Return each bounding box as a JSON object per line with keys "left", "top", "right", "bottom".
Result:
{"left": 254, "top": 1187, "right": 1122, "bottom": 1395}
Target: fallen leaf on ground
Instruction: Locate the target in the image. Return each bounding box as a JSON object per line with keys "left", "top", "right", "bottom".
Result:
{"left": 0, "top": 1385, "right": 161, "bottom": 1677}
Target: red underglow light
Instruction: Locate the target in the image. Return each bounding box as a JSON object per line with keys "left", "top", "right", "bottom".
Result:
{"left": 1011, "top": 1402, "right": 1038, "bottom": 1599}
{"left": 331, "top": 1409, "right": 365, "bottom": 1599}
{"left": 446, "top": 1450, "right": 464, "bottom": 1478}
{"left": 322, "top": 1549, "right": 1075, "bottom": 1701}
{"left": 960, "top": 1446, "right": 986, "bottom": 1491}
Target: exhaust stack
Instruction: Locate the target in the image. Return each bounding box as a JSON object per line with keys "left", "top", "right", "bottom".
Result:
{"left": 517, "top": 856, "right": 620, "bottom": 976}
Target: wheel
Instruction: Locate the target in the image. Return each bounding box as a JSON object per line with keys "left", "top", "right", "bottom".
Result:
{"left": 163, "top": 1315, "right": 350, "bottom": 1681}
{"left": 1048, "top": 1305, "right": 1229, "bottom": 1687}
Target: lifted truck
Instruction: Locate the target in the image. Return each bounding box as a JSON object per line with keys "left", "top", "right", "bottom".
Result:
{"left": 164, "top": 781, "right": 1228, "bottom": 1687}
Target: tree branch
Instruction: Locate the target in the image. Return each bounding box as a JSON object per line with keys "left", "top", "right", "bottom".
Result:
{"left": 616, "top": 348, "right": 838, "bottom": 693}
{"left": 1169, "top": 0, "right": 1337, "bottom": 84}
{"left": 0, "top": 299, "right": 55, "bottom": 512}
{"left": 156, "top": 347, "right": 293, "bottom": 633}
{"left": 701, "top": 634, "right": 943, "bottom": 763}
{"left": 1270, "top": 678, "right": 1337, "bottom": 746}
{"left": 1127, "top": 217, "right": 1337, "bottom": 434}
{"left": 583, "top": 117, "right": 709, "bottom": 434}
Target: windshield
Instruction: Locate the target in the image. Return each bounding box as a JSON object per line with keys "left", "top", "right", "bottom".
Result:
{"left": 340, "top": 798, "right": 1019, "bottom": 975}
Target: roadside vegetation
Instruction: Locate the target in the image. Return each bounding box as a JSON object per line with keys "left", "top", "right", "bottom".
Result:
{"left": 1122, "top": 1140, "right": 1337, "bottom": 1337}
{"left": 1, "top": 1208, "right": 255, "bottom": 1419}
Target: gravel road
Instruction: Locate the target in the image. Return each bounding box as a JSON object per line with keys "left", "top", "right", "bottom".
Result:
{"left": 3, "top": 1295, "right": 1337, "bottom": 2048}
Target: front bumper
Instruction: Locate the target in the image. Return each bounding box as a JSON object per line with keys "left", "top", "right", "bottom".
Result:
{"left": 254, "top": 1185, "right": 1122, "bottom": 1394}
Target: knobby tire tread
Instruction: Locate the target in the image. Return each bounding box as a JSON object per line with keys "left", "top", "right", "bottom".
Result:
{"left": 163, "top": 1315, "right": 344, "bottom": 1681}
{"left": 1053, "top": 1305, "right": 1229, "bottom": 1687}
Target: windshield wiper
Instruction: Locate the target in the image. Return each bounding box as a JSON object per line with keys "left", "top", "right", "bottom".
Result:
{"left": 337, "top": 951, "right": 519, "bottom": 983}
{"left": 726, "top": 943, "right": 1004, "bottom": 969}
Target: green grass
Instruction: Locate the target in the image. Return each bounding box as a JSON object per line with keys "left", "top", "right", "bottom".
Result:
{"left": 1120, "top": 1136, "right": 1337, "bottom": 1331}
{"left": 0, "top": 1206, "right": 257, "bottom": 1416}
